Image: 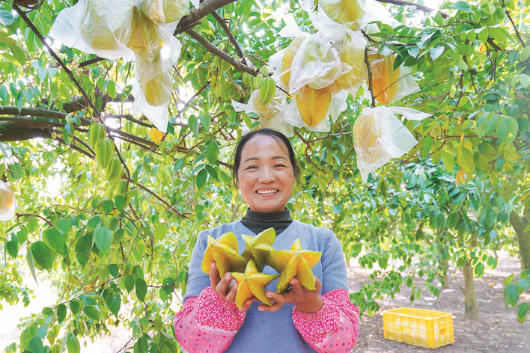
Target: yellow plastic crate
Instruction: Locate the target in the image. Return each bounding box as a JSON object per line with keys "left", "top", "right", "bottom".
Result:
{"left": 383, "top": 308, "right": 454, "bottom": 348}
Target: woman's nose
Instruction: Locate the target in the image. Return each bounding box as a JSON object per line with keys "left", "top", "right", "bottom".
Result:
{"left": 259, "top": 168, "right": 274, "bottom": 183}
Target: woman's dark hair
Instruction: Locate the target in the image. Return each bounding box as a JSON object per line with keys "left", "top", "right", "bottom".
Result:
{"left": 232, "top": 129, "right": 300, "bottom": 184}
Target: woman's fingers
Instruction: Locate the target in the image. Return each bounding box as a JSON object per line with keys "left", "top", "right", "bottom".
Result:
{"left": 258, "top": 291, "right": 285, "bottom": 312}
{"left": 314, "top": 276, "right": 322, "bottom": 292}
{"left": 215, "top": 272, "right": 233, "bottom": 299}
{"left": 225, "top": 279, "right": 239, "bottom": 302}
{"left": 209, "top": 262, "right": 220, "bottom": 288}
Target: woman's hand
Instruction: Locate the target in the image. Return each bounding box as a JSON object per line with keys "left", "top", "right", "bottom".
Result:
{"left": 257, "top": 276, "right": 323, "bottom": 313}
{"left": 209, "top": 262, "right": 255, "bottom": 312}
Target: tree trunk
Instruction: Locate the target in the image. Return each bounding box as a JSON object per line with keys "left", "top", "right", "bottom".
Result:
{"left": 509, "top": 210, "right": 530, "bottom": 270}
{"left": 441, "top": 259, "right": 450, "bottom": 288}
{"left": 462, "top": 259, "right": 479, "bottom": 320}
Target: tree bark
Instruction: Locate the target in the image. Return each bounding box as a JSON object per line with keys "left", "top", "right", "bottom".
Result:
{"left": 509, "top": 210, "right": 530, "bottom": 270}
{"left": 462, "top": 259, "right": 479, "bottom": 320}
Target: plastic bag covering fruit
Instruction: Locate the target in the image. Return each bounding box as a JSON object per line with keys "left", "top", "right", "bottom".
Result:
{"left": 201, "top": 232, "right": 247, "bottom": 277}
{"left": 319, "top": 0, "right": 366, "bottom": 31}
{"left": 0, "top": 181, "right": 16, "bottom": 221}
{"left": 279, "top": 37, "right": 306, "bottom": 91}
{"left": 295, "top": 83, "right": 338, "bottom": 128}
{"left": 241, "top": 228, "right": 276, "bottom": 271}
{"left": 284, "top": 85, "right": 348, "bottom": 132}
{"left": 267, "top": 238, "right": 322, "bottom": 293}
{"left": 353, "top": 106, "right": 431, "bottom": 182}
{"left": 231, "top": 90, "right": 294, "bottom": 137}
{"left": 49, "top": 0, "right": 137, "bottom": 61}
{"left": 369, "top": 54, "right": 420, "bottom": 105}
{"left": 129, "top": 7, "right": 182, "bottom": 132}
{"left": 95, "top": 138, "right": 115, "bottom": 169}
{"left": 287, "top": 34, "right": 343, "bottom": 93}
{"left": 232, "top": 259, "right": 279, "bottom": 307}
{"left": 336, "top": 31, "right": 366, "bottom": 92}
{"left": 140, "top": 0, "right": 189, "bottom": 24}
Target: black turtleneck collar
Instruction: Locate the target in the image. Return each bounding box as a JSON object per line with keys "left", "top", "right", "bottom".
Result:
{"left": 241, "top": 208, "right": 293, "bottom": 236}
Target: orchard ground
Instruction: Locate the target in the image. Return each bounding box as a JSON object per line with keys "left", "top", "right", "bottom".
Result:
{"left": 1, "top": 252, "right": 529, "bottom": 352}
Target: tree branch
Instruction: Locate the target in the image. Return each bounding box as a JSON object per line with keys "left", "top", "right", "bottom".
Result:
{"left": 211, "top": 11, "right": 247, "bottom": 64}
{"left": 186, "top": 29, "right": 258, "bottom": 75}
{"left": 16, "top": 213, "right": 55, "bottom": 228}
{"left": 376, "top": 0, "right": 448, "bottom": 18}
{"left": 175, "top": 0, "right": 237, "bottom": 33}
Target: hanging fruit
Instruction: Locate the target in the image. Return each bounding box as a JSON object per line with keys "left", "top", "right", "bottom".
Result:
{"left": 0, "top": 181, "right": 16, "bottom": 221}
{"left": 140, "top": 0, "right": 189, "bottom": 24}
{"left": 94, "top": 138, "right": 115, "bottom": 169}
{"left": 335, "top": 32, "right": 366, "bottom": 91}
{"left": 319, "top": 0, "right": 366, "bottom": 31}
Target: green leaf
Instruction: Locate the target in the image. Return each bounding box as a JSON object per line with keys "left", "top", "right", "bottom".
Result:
{"left": 30, "top": 241, "right": 54, "bottom": 270}
{"left": 195, "top": 168, "right": 208, "bottom": 190}
{"left": 108, "top": 264, "right": 119, "bottom": 278}
{"left": 69, "top": 300, "right": 80, "bottom": 315}
{"left": 0, "top": 10, "right": 14, "bottom": 26}
{"left": 429, "top": 46, "right": 444, "bottom": 61}
{"left": 174, "top": 158, "right": 184, "bottom": 171}
{"left": 154, "top": 224, "right": 166, "bottom": 241}
{"left": 114, "top": 195, "right": 125, "bottom": 212}
{"left": 135, "top": 334, "right": 149, "bottom": 353}
{"left": 56, "top": 304, "right": 67, "bottom": 324}
{"left": 443, "top": 152, "right": 454, "bottom": 173}
{"left": 505, "top": 273, "right": 514, "bottom": 285}
{"left": 517, "top": 303, "right": 529, "bottom": 320}
{"left": 450, "top": 1, "right": 472, "bottom": 12}
{"left": 0, "top": 85, "right": 7, "bottom": 103}
{"left": 26, "top": 248, "right": 38, "bottom": 283}
{"left": 457, "top": 148, "right": 474, "bottom": 175}
{"left": 473, "top": 262, "right": 485, "bottom": 278}
{"left": 43, "top": 229, "right": 66, "bottom": 256}
{"left": 103, "top": 289, "right": 121, "bottom": 317}
{"left": 75, "top": 235, "right": 91, "bottom": 267}
{"left": 517, "top": 278, "right": 530, "bottom": 290}
{"left": 102, "top": 200, "right": 115, "bottom": 214}
{"left": 497, "top": 117, "right": 518, "bottom": 144}
{"left": 27, "top": 336, "right": 43, "bottom": 353}
{"left": 66, "top": 334, "right": 80, "bottom": 353}
{"left": 124, "top": 274, "right": 136, "bottom": 293}
{"left": 94, "top": 226, "right": 113, "bottom": 254}
{"left": 505, "top": 283, "right": 520, "bottom": 306}
{"left": 6, "top": 233, "right": 19, "bottom": 258}
{"left": 87, "top": 216, "right": 102, "bottom": 228}
{"left": 136, "top": 278, "right": 147, "bottom": 301}
{"left": 83, "top": 306, "right": 100, "bottom": 321}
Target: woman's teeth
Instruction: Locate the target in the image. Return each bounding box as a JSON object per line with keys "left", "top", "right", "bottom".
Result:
{"left": 257, "top": 190, "right": 278, "bottom": 194}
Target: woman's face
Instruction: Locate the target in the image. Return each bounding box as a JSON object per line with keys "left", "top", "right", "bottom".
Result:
{"left": 237, "top": 134, "right": 295, "bottom": 213}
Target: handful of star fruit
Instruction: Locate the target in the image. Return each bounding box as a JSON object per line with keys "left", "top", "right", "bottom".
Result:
{"left": 200, "top": 228, "right": 322, "bottom": 307}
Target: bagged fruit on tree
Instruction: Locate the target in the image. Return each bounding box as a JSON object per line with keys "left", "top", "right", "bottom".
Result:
{"left": 201, "top": 232, "right": 247, "bottom": 277}
{"left": 0, "top": 181, "right": 16, "bottom": 221}
{"left": 231, "top": 90, "right": 294, "bottom": 137}
{"left": 49, "top": 0, "right": 137, "bottom": 60}
{"left": 353, "top": 106, "right": 431, "bottom": 182}
{"left": 335, "top": 31, "right": 367, "bottom": 94}
{"left": 283, "top": 83, "right": 348, "bottom": 132}
{"left": 267, "top": 238, "right": 322, "bottom": 293}
{"left": 318, "top": 0, "right": 393, "bottom": 31}
{"left": 129, "top": 7, "right": 182, "bottom": 132}
{"left": 140, "top": 0, "right": 189, "bottom": 24}
{"left": 369, "top": 54, "right": 420, "bottom": 105}
{"left": 284, "top": 33, "right": 344, "bottom": 93}
{"left": 232, "top": 260, "right": 279, "bottom": 307}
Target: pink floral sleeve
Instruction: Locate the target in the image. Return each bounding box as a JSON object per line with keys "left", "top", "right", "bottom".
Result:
{"left": 174, "top": 287, "right": 246, "bottom": 353}
{"left": 292, "top": 289, "right": 360, "bottom": 352}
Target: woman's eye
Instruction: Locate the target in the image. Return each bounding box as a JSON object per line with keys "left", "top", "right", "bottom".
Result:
{"left": 275, "top": 164, "right": 286, "bottom": 168}
{"left": 245, "top": 165, "right": 258, "bottom": 170}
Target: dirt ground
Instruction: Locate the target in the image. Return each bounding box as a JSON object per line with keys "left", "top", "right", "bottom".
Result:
{"left": 1, "top": 252, "right": 529, "bottom": 352}
{"left": 348, "top": 253, "right": 530, "bottom": 353}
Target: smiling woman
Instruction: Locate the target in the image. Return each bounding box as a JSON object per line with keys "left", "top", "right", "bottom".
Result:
{"left": 173, "top": 129, "right": 360, "bottom": 353}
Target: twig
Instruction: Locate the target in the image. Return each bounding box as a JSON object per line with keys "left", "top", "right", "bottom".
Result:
{"left": 364, "top": 48, "right": 376, "bottom": 108}
{"left": 186, "top": 29, "right": 258, "bottom": 75}
{"left": 125, "top": 176, "right": 186, "bottom": 218}
{"left": 211, "top": 11, "right": 247, "bottom": 64}
{"left": 78, "top": 57, "right": 106, "bottom": 68}
{"left": 175, "top": 0, "right": 237, "bottom": 33}
{"left": 16, "top": 213, "right": 55, "bottom": 227}
{"left": 376, "top": 0, "right": 448, "bottom": 18}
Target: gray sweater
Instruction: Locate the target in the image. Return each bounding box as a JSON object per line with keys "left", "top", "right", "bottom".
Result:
{"left": 184, "top": 220, "right": 349, "bottom": 353}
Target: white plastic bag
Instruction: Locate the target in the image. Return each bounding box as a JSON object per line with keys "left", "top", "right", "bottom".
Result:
{"left": 288, "top": 34, "right": 344, "bottom": 93}
{"left": 317, "top": 0, "right": 395, "bottom": 31}
{"left": 0, "top": 181, "right": 16, "bottom": 221}
{"left": 334, "top": 31, "right": 367, "bottom": 95}
{"left": 283, "top": 84, "right": 348, "bottom": 132}
{"left": 140, "top": 0, "right": 189, "bottom": 24}
{"left": 50, "top": 0, "right": 140, "bottom": 61}
{"left": 368, "top": 54, "right": 420, "bottom": 105}
{"left": 353, "top": 106, "right": 431, "bottom": 181}
{"left": 232, "top": 90, "right": 293, "bottom": 137}
{"left": 130, "top": 8, "right": 182, "bottom": 132}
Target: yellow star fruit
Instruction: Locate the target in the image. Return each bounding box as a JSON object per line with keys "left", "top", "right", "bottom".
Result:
{"left": 232, "top": 259, "right": 279, "bottom": 307}
{"left": 201, "top": 232, "right": 247, "bottom": 277}
{"left": 336, "top": 33, "right": 366, "bottom": 90}
{"left": 320, "top": 0, "right": 366, "bottom": 31}
{"left": 267, "top": 239, "right": 322, "bottom": 293}
{"left": 295, "top": 83, "right": 340, "bottom": 127}
{"left": 140, "top": 0, "right": 189, "bottom": 24}
{"left": 280, "top": 37, "right": 306, "bottom": 91}
{"left": 241, "top": 228, "right": 276, "bottom": 271}
{"left": 370, "top": 54, "right": 400, "bottom": 105}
